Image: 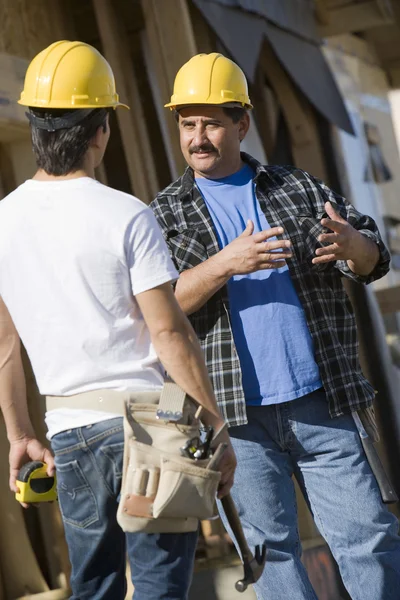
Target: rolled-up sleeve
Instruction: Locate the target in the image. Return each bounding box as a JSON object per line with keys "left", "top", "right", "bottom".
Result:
{"left": 308, "top": 175, "right": 391, "bottom": 284}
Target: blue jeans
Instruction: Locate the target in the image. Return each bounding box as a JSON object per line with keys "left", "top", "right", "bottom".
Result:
{"left": 50, "top": 418, "right": 198, "bottom": 600}
{"left": 218, "top": 389, "right": 400, "bottom": 600}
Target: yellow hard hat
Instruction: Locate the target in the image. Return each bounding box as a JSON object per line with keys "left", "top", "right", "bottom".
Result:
{"left": 165, "top": 53, "right": 252, "bottom": 110}
{"left": 18, "top": 40, "right": 128, "bottom": 110}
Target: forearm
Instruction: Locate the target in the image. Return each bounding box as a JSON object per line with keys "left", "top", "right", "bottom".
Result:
{"left": 152, "top": 318, "right": 224, "bottom": 428}
{"left": 175, "top": 253, "right": 230, "bottom": 315}
{"left": 136, "top": 283, "right": 226, "bottom": 429}
{"left": 0, "top": 333, "right": 32, "bottom": 442}
{"left": 347, "top": 231, "right": 380, "bottom": 276}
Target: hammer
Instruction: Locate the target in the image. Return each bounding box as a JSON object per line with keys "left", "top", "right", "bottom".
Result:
{"left": 221, "top": 494, "right": 267, "bottom": 592}
{"left": 208, "top": 443, "right": 267, "bottom": 592}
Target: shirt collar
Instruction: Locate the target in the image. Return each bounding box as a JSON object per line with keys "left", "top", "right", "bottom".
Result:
{"left": 180, "top": 152, "right": 272, "bottom": 200}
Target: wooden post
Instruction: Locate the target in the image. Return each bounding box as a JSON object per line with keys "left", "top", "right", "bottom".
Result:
{"left": 92, "top": 0, "right": 160, "bottom": 203}
{"left": 258, "top": 42, "right": 328, "bottom": 181}
{"left": 0, "top": 144, "right": 16, "bottom": 196}
{"left": 314, "top": 0, "right": 330, "bottom": 26}
{"left": 0, "top": 418, "right": 50, "bottom": 598}
{"left": 140, "top": 0, "right": 196, "bottom": 102}
{"left": 140, "top": 0, "right": 198, "bottom": 177}
{"left": 20, "top": 347, "right": 72, "bottom": 594}
{"left": 200, "top": 519, "right": 232, "bottom": 559}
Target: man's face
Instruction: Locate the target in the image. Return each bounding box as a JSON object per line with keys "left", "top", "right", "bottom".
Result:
{"left": 178, "top": 105, "right": 249, "bottom": 179}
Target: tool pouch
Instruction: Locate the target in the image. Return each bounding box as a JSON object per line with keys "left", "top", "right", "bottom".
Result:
{"left": 117, "top": 382, "right": 221, "bottom": 533}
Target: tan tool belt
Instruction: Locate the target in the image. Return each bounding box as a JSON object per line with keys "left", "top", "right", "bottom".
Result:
{"left": 46, "top": 383, "right": 221, "bottom": 534}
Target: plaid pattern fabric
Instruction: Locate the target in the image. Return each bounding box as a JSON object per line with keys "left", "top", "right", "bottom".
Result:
{"left": 151, "top": 153, "right": 390, "bottom": 427}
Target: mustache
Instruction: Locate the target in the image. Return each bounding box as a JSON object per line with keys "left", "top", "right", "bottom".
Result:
{"left": 189, "top": 143, "right": 217, "bottom": 154}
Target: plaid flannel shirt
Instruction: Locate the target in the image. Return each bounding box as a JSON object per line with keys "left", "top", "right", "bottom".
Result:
{"left": 151, "top": 153, "right": 390, "bottom": 427}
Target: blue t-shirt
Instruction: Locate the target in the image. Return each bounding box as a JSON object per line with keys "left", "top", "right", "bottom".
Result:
{"left": 196, "top": 164, "right": 321, "bottom": 405}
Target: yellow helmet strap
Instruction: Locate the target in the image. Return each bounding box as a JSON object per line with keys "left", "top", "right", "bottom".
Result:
{"left": 26, "top": 108, "right": 104, "bottom": 132}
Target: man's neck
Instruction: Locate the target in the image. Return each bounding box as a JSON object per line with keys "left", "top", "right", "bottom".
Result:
{"left": 194, "top": 158, "right": 245, "bottom": 180}
{"left": 32, "top": 167, "right": 94, "bottom": 182}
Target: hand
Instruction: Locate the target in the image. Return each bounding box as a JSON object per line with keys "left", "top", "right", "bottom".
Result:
{"left": 9, "top": 436, "right": 55, "bottom": 508}
{"left": 218, "top": 220, "right": 292, "bottom": 277}
{"left": 312, "top": 202, "right": 360, "bottom": 265}
{"left": 214, "top": 433, "right": 237, "bottom": 499}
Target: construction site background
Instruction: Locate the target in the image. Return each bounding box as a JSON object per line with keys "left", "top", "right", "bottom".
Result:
{"left": 1, "top": 1, "right": 400, "bottom": 598}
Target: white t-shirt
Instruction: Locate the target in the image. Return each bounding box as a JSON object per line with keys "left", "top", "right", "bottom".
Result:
{"left": 0, "top": 177, "right": 178, "bottom": 438}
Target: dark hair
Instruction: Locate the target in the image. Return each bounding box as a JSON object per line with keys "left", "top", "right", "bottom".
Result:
{"left": 29, "top": 108, "right": 109, "bottom": 176}
{"left": 222, "top": 107, "right": 247, "bottom": 123}
{"left": 174, "top": 106, "right": 247, "bottom": 123}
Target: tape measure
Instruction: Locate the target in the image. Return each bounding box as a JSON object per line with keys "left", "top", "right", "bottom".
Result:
{"left": 15, "top": 461, "right": 57, "bottom": 503}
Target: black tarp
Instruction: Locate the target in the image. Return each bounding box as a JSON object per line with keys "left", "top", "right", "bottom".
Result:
{"left": 192, "top": 0, "right": 355, "bottom": 135}
{"left": 201, "top": 0, "right": 319, "bottom": 42}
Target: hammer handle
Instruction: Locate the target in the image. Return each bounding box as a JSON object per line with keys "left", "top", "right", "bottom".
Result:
{"left": 361, "top": 436, "right": 398, "bottom": 504}
{"left": 353, "top": 411, "right": 398, "bottom": 504}
{"left": 207, "top": 442, "right": 228, "bottom": 471}
{"left": 221, "top": 493, "right": 253, "bottom": 562}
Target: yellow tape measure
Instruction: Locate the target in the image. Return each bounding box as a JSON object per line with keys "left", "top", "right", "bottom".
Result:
{"left": 15, "top": 461, "right": 57, "bottom": 503}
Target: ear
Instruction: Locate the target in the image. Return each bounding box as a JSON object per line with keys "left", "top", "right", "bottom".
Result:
{"left": 91, "top": 114, "right": 109, "bottom": 149}
{"left": 90, "top": 126, "right": 103, "bottom": 149}
{"left": 238, "top": 112, "right": 250, "bottom": 142}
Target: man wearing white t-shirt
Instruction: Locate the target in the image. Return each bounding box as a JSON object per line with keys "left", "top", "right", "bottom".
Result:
{"left": 0, "top": 42, "right": 236, "bottom": 600}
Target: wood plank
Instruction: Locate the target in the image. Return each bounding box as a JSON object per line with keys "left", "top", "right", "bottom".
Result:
{"left": 200, "top": 519, "right": 232, "bottom": 559}
{"left": 140, "top": 0, "right": 198, "bottom": 178}
{"left": 319, "top": 0, "right": 394, "bottom": 37}
{"left": 0, "top": 144, "right": 16, "bottom": 195}
{"left": 388, "top": 64, "right": 400, "bottom": 88}
{"left": 259, "top": 41, "right": 328, "bottom": 181}
{"left": 375, "top": 284, "right": 400, "bottom": 314}
{"left": 0, "top": 416, "right": 49, "bottom": 598}
{"left": 0, "top": 0, "right": 71, "bottom": 59}
{"left": 314, "top": 0, "right": 330, "bottom": 26}
{"left": 93, "top": 0, "right": 160, "bottom": 203}
{"left": 20, "top": 347, "right": 71, "bottom": 594}
{"left": 251, "top": 72, "right": 280, "bottom": 160}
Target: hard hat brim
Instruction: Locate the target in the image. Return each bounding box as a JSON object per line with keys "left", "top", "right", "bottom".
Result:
{"left": 165, "top": 100, "right": 253, "bottom": 110}
{"left": 18, "top": 99, "right": 130, "bottom": 110}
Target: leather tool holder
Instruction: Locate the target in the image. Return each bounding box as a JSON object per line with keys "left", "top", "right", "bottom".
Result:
{"left": 117, "top": 382, "right": 221, "bottom": 533}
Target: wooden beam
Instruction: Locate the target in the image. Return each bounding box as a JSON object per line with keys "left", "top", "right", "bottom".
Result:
{"left": 0, "top": 144, "right": 16, "bottom": 196}
{"left": 259, "top": 44, "right": 313, "bottom": 147}
{"left": 92, "top": 0, "right": 160, "bottom": 203}
{"left": 188, "top": 1, "right": 217, "bottom": 54}
{"left": 21, "top": 346, "right": 72, "bottom": 593}
{"left": 318, "top": 0, "right": 394, "bottom": 37}
{"left": 140, "top": 0, "right": 198, "bottom": 178}
{"left": 141, "top": 0, "right": 196, "bottom": 94}
{"left": 252, "top": 69, "right": 279, "bottom": 160}
{"left": 258, "top": 42, "right": 328, "bottom": 181}
{"left": 314, "top": 0, "right": 330, "bottom": 26}
{"left": 375, "top": 285, "right": 400, "bottom": 315}
{"left": 200, "top": 519, "right": 231, "bottom": 559}
{"left": 376, "top": 0, "right": 395, "bottom": 20}
{"left": 0, "top": 0, "right": 71, "bottom": 59}
{"left": 378, "top": 57, "right": 400, "bottom": 88}
{"left": 0, "top": 417, "right": 50, "bottom": 598}
{"left": 389, "top": 65, "right": 400, "bottom": 88}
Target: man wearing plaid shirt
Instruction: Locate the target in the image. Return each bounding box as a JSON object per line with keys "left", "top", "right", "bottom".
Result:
{"left": 151, "top": 53, "right": 400, "bottom": 600}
